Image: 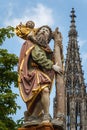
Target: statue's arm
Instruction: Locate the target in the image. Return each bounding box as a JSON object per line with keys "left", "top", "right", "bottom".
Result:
{"left": 31, "top": 45, "right": 53, "bottom": 70}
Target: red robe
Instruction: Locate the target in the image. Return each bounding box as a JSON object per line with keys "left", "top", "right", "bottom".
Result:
{"left": 18, "top": 40, "right": 54, "bottom": 114}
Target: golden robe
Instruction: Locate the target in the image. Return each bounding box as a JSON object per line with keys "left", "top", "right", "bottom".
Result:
{"left": 15, "top": 24, "right": 38, "bottom": 40}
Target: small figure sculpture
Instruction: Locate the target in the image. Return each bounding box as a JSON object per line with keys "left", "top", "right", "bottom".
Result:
{"left": 15, "top": 20, "right": 38, "bottom": 40}
{"left": 16, "top": 22, "right": 64, "bottom": 127}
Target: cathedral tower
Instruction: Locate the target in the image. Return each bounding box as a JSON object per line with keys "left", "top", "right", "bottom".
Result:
{"left": 65, "top": 8, "right": 87, "bottom": 130}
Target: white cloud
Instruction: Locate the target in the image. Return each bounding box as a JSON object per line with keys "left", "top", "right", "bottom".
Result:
{"left": 4, "top": 3, "right": 54, "bottom": 27}
{"left": 82, "top": 53, "right": 87, "bottom": 63}
{"left": 7, "top": 2, "right": 13, "bottom": 18}
{"left": 78, "top": 38, "right": 87, "bottom": 47}
{"left": 78, "top": 39, "right": 87, "bottom": 64}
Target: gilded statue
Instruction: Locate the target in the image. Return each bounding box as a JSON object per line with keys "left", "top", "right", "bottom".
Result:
{"left": 15, "top": 21, "right": 64, "bottom": 127}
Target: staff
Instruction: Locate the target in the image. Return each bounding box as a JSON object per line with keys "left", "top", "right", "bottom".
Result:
{"left": 52, "top": 27, "right": 65, "bottom": 126}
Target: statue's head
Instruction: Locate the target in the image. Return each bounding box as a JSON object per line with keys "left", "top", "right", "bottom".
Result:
{"left": 26, "top": 21, "right": 35, "bottom": 29}
{"left": 35, "top": 25, "right": 52, "bottom": 47}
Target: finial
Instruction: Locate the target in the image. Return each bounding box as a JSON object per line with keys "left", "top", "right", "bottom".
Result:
{"left": 68, "top": 8, "right": 78, "bottom": 37}
{"left": 70, "top": 8, "right": 76, "bottom": 23}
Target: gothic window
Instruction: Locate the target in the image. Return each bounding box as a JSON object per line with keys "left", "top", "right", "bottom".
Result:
{"left": 66, "top": 77, "right": 72, "bottom": 95}
{"left": 76, "top": 102, "right": 81, "bottom": 130}
{"left": 74, "top": 83, "right": 80, "bottom": 94}
{"left": 67, "top": 64, "right": 72, "bottom": 73}
{"left": 67, "top": 100, "right": 70, "bottom": 130}
{"left": 86, "top": 100, "right": 87, "bottom": 113}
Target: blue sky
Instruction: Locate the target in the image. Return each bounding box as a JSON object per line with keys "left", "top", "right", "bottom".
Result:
{"left": 0, "top": 0, "right": 87, "bottom": 120}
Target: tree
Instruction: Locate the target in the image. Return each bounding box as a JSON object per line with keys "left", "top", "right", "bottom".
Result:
{"left": 0, "top": 26, "right": 20, "bottom": 130}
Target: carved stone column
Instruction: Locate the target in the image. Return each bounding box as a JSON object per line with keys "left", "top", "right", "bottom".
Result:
{"left": 70, "top": 96, "right": 76, "bottom": 130}
{"left": 81, "top": 99, "right": 87, "bottom": 130}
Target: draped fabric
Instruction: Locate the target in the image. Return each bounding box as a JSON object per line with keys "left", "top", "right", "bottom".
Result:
{"left": 18, "top": 40, "right": 54, "bottom": 114}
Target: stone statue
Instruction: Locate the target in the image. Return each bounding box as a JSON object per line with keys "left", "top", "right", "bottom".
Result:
{"left": 15, "top": 20, "right": 38, "bottom": 40}
{"left": 15, "top": 22, "right": 64, "bottom": 127}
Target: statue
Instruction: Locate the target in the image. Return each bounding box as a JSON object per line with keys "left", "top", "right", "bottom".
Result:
{"left": 15, "top": 21, "right": 64, "bottom": 127}
{"left": 15, "top": 20, "right": 38, "bottom": 40}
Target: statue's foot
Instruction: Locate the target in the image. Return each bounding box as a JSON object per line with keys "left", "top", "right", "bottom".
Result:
{"left": 51, "top": 113, "right": 65, "bottom": 127}
{"left": 23, "top": 114, "right": 52, "bottom": 127}
{"left": 23, "top": 115, "right": 41, "bottom": 127}
{"left": 41, "top": 114, "right": 52, "bottom": 123}
{"left": 51, "top": 118, "right": 64, "bottom": 126}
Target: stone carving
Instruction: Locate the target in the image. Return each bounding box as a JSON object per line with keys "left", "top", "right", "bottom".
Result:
{"left": 15, "top": 22, "right": 64, "bottom": 128}
{"left": 15, "top": 21, "right": 38, "bottom": 40}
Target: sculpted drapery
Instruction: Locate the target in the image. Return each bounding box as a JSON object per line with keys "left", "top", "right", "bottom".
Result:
{"left": 15, "top": 22, "right": 64, "bottom": 127}
{"left": 18, "top": 40, "right": 54, "bottom": 114}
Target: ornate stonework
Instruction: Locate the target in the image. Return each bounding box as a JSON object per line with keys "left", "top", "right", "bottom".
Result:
{"left": 64, "top": 8, "right": 87, "bottom": 130}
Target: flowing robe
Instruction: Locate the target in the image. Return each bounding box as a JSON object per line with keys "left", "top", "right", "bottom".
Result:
{"left": 18, "top": 40, "right": 54, "bottom": 114}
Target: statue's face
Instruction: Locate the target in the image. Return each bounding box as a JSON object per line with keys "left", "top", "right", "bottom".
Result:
{"left": 26, "top": 21, "right": 35, "bottom": 29}
{"left": 38, "top": 27, "right": 50, "bottom": 36}
{"left": 35, "top": 26, "right": 51, "bottom": 46}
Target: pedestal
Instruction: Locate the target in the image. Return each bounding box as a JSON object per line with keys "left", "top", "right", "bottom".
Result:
{"left": 18, "top": 126, "right": 36, "bottom": 130}
{"left": 37, "top": 123, "right": 54, "bottom": 130}
{"left": 18, "top": 123, "right": 64, "bottom": 130}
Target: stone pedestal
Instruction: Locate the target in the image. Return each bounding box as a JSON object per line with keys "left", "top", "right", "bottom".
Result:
{"left": 18, "top": 126, "right": 36, "bottom": 130}
{"left": 18, "top": 123, "right": 64, "bottom": 130}
{"left": 37, "top": 123, "right": 54, "bottom": 130}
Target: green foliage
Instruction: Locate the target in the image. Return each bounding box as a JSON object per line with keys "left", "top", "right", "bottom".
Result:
{"left": 0, "top": 121, "right": 8, "bottom": 130}
{"left": 0, "top": 26, "right": 15, "bottom": 45}
{"left": 0, "top": 27, "right": 21, "bottom": 130}
{"left": 0, "top": 117, "right": 17, "bottom": 130}
{"left": 0, "top": 49, "right": 18, "bottom": 87}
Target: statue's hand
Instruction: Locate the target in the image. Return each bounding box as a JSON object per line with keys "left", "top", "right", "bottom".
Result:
{"left": 52, "top": 63, "right": 63, "bottom": 75}
{"left": 52, "top": 27, "right": 63, "bottom": 49}
{"left": 52, "top": 27, "right": 62, "bottom": 42}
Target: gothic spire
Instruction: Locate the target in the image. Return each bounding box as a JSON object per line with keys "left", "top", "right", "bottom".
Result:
{"left": 68, "top": 8, "right": 78, "bottom": 37}
{"left": 65, "top": 8, "right": 87, "bottom": 130}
